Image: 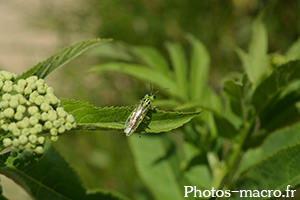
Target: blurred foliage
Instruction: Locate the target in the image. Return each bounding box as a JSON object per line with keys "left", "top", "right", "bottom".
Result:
{"left": 2, "top": 1, "right": 298, "bottom": 199}
{"left": 28, "top": 0, "right": 300, "bottom": 75}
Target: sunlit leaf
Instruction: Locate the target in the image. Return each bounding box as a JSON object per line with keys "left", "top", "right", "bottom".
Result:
{"left": 18, "top": 38, "right": 112, "bottom": 80}
{"left": 61, "top": 98, "right": 200, "bottom": 134}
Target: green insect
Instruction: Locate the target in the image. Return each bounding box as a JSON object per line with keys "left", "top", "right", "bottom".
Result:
{"left": 124, "top": 85, "right": 168, "bottom": 137}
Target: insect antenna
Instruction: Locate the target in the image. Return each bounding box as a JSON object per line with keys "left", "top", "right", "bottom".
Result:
{"left": 150, "top": 83, "right": 153, "bottom": 95}
{"left": 152, "top": 87, "right": 169, "bottom": 96}
{"left": 149, "top": 83, "right": 169, "bottom": 96}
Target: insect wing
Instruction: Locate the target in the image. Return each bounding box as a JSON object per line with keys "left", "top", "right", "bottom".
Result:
{"left": 124, "top": 107, "right": 138, "bottom": 135}
{"left": 124, "top": 100, "right": 150, "bottom": 136}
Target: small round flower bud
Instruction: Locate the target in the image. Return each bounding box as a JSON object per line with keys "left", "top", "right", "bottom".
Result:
{"left": 40, "top": 103, "right": 50, "bottom": 112}
{"left": 66, "top": 114, "right": 75, "bottom": 123}
{"left": 37, "top": 86, "right": 46, "bottom": 94}
{"left": 50, "top": 128, "right": 58, "bottom": 136}
{"left": 4, "top": 79, "right": 12, "bottom": 85}
{"left": 14, "top": 85, "right": 24, "bottom": 94}
{"left": 9, "top": 99, "right": 19, "bottom": 108}
{"left": 24, "top": 143, "right": 34, "bottom": 149}
{"left": 46, "top": 87, "right": 54, "bottom": 94}
{"left": 29, "top": 127, "right": 38, "bottom": 135}
{"left": 50, "top": 96, "right": 58, "bottom": 105}
{"left": 26, "top": 76, "right": 37, "bottom": 85}
{"left": 0, "top": 100, "right": 9, "bottom": 109}
{"left": 20, "top": 117, "right": 30, "bottom": 128}
{"left": 58, "top": 126, "right": 65, "bottom": 134}
{"left": 10, "top": 149, "right": 18, "bottom": 157}
{"left": 34, "top": 96, "right": 44, "bottom": 106}
{"left": 3, "top": 138, "right": 12, "bottom": 147}
{"left": 18, "top": 96, "right": 27, "bottom": 105}
{"left": 29, "top": 91, "right": 39, "bottom": 98}
{"left": 52, "top": 120, "right": 61, "bottom": 128}
{"left": 23, "top": 148, "right": 33, "bottom": 158}
{"left": 43, "top": 98, "right": 51, "bottom": 104}
{"left": 17, "top": 79, "right": 27, "bottom": 87}
{"left": 2, "top": 93, "right": 11, "bottom": 101}
{"left": 48, "top": 112, "right": 57, "bottom": 121}
{"left": 57, "top": 110, "right": 67, "bottom": 118}
{"left": 65, "top": 122, "right": 73, "bottom": 131}
{"left": 3, "top": 81, "right": 13, "bottom": 92}
{"left": 22, "top": 128, "right": 30, "bottom": 136}
{"left": 41, "top": 112, "right": 48, "bottom": 121}
{"left": 12, "top": 128, "right": 21, "bottom": 137}
{"left": 35, "top": 146, "right": 44, "bottom": 154}
{"left": 3, "top": 108, "right": 15, "bottom": 118}
{"left": 1, "top": 124, "right": 8, "bottom": 131}
{"left": 25, "top": 101, "right": 31, "bottom": 106}
{"left": 28, "top": 106, "right": 39, "bottom": 115}
{"left": 29, "top": 116, "right": 39, "bottom": 126}
{"left": 3, "top": 71, "right": 13, "bottom": 80}
{"left": 29, "top": 82, "right": 37, "bottom": 90}
{"left": 34, "top": 124, "right": 42, "bottom": 132}
{"left": 12, "top": 73, "right": 17, "bottom": 80}
{"left": 44, "top": 121, "right": 53, "bottom": 129}
{"left": 16, "top": 121, "right": 22, "bottom": 128}
{"left": 14, "top": 112, "right": 23, "bottom": 120}
{"left": 35, "top": 79, "right": 45, "bottom": 87}
{"left": 37, "top": 136, "right": 45, "bottom": 144}
{"left": 19, "top": 135, "right": 28, "bottom": 145}
{"left": 12, "top": 138, "right": 20, "bottom": 147}
{"left": 24, "top": 87, "right": 32, "bottom": 95}
{"left": 10, "top": 95, "right": 19, "bottom": 101}
{"left": 29, "top": 135, "right": 37, "bottom": 144}
{"left": 51, "top": 136, "right": 58, "bottom": 142}
{"left": 8, "top": 122, "right": 17, "bottom": 132}
{"left": 58, "top": 117, "right": 66, "bottom": 124}
{"left": 17, "top": 105, "right": 26, "bottom": 113}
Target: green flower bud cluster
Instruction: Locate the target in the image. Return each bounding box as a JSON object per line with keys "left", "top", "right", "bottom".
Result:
{"left": 0, "top": 71, "right": 76, "bottom": 158}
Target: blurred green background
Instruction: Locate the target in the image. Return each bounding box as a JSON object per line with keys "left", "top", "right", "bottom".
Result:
{"left": 0, "top": 0, "right": 300, "bottom": 199}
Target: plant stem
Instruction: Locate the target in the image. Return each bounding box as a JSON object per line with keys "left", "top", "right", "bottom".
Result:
{"left": 224, "top": 118, "right": 255, "bottom": 188}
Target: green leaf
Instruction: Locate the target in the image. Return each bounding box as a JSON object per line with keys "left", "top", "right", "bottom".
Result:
{"left": 223, "top": 74, "right": 253, "bottom": 123}
{"left": 18, "top": 38, "right": 112, "bottom": 80}
{"left": 252, "top": 60, "right": 300, "bottom": 113}
{"left": 182, "top": 141, "right": 211, "bottom": 190}
{"left": 60, "top": 98, "right": 200, "bottom": 134}
{"left": 286, "top": 36, "right": 300, "bottom": 61}
{"left": 233, "top": 143, "right": 300, "bottom": 200}
{"left": 128, "top": 134, "right": 185, "bottom": 200}
{"left": 0, "top": 141, "right": 125, "bottom": 200}
{"left": 166, "top": 42, "right": 189, "bottom": 100}
{"left": 258, "top": 90, "right": 300, "bottom": 133}
{"left": 248, "top": 15, "right": 269, "bottom": 86}
{"left": 188, "top": 35, "right": 210, "bottom": 101}
{"left": 223, "top": 80, "right": 243, "bottom": 118}
{"left": 89, "top": 42, "right": 134, "bottom": 61}
{"left": 239, "top": 120, "right": 300, "bottom": 175}
{"left": 262, "top": 121, "right": 300, "bottom": 155}
{"left": 213, "top": 114, "right": 238, "bottom": 139}
{"left": 235, "top": 15, "right": 269, "bottom": 88}
{"left": 130, "top": 46, "right": 172, "bottom": 78}
{"left": 89, "top": 62, "right": 184, "bottom": 99}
